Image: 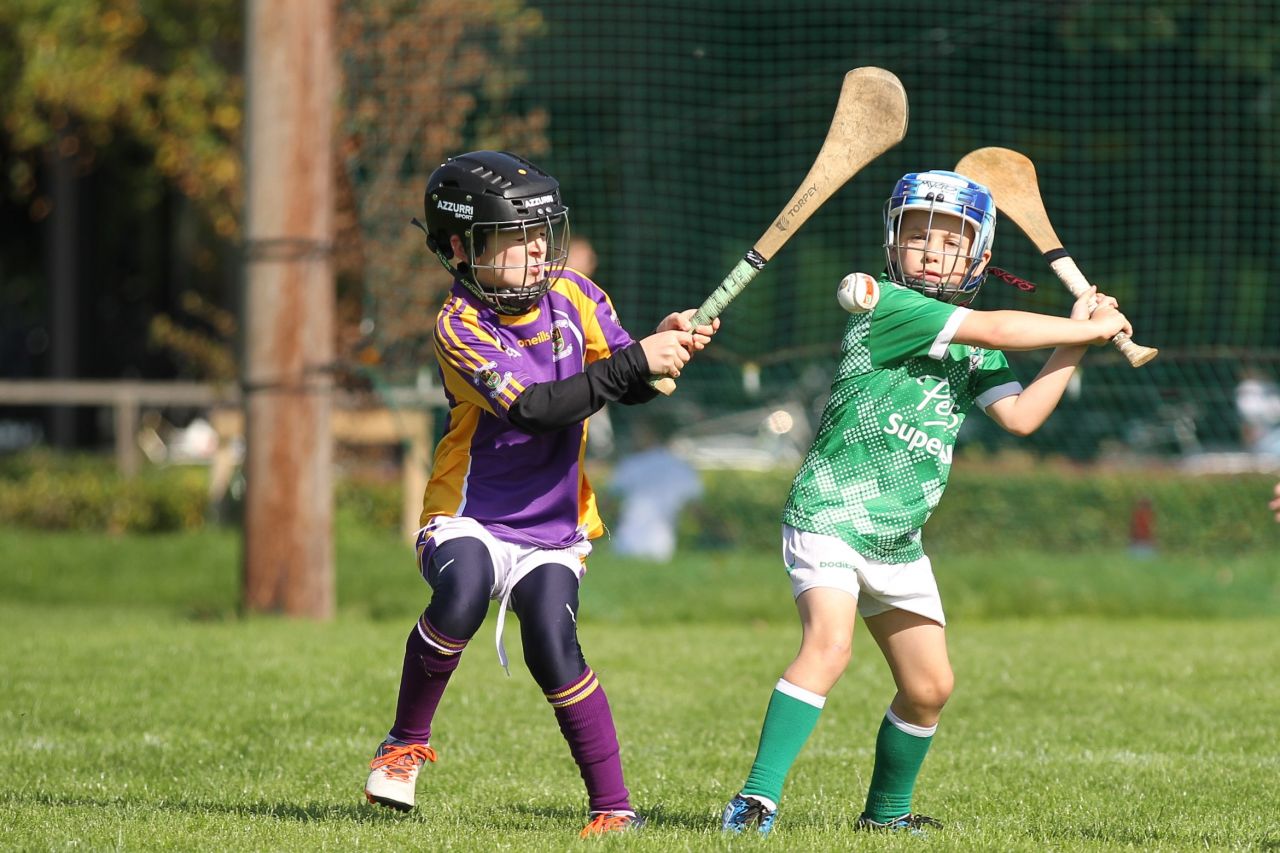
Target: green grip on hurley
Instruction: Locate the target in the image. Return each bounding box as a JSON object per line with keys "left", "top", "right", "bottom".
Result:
{"left": 691, "top": 255, "right": 764, "bottom": 326}
{"left": 648, "top": 254, "right": 765, "bottom": 395}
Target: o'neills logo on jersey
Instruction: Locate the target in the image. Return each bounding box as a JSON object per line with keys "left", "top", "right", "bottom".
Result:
{"left": 518, "top": 330, "right": 552, "bottom": 347}
{"left": 884, "top": 413, "right": 953, "bottom": 463}
{"left": 437, "top": 199, "right": 474, "bottom": 220}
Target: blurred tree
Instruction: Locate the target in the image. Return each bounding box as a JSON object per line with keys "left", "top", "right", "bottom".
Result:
{"left": 0, "top": 0, "right": 244, "bottom": 444}
{"left": 149, "top": 290, "right": 237, "bottom": 383}
{"left": 0, "top": 0, "right": 243, "bottom": 237}
{"left": 336, "top": 0, "right": 549, "bottom": 384}
{"left": 0, "top": 0, "right": 548, "bottom": 396}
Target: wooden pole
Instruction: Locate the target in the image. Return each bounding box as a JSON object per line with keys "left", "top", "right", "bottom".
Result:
{"left": 242, "top": 0, "right": 335, "bottom": 618}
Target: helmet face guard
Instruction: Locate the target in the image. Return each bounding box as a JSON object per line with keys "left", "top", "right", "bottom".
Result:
{"left": 417, "top": 151, "right": 572, "bottom": 315}
{"left": 462, "top": 213, "right": 570, "bottom": 315}
{"left": 883, "top": 170, "right": 996, "bottom": 306}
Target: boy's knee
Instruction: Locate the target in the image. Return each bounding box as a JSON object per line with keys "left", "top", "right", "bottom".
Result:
{"left": 904, "top": 670, "right": 954, "bottom": 714}
{"left": 803, "top": 636, "right": 852, "bottom": 674}
{"left": 422, "top": 537, "right": 496, "bottom": 638}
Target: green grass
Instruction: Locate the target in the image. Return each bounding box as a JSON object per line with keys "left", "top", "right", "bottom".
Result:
{"left": 2, "top": 525, "right": 1278, "bottom": 850}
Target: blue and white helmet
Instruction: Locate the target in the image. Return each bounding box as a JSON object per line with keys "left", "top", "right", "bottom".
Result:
{"left": 883, "top": 170, "right": 996, "bottom": 305}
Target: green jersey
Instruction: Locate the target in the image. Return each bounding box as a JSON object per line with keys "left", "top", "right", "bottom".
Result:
{"left": 783, "top": 277, "right": 1021, "bottom": 563}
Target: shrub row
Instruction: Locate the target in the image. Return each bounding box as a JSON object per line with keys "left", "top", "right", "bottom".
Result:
{"left": 0, "top": 454, "right": 209, "bottom": 533}
{"left": 2, "top": 452, "right": 1276, "bottom": 554}
{"left": 0, "top": 453, "right": 407, "bottom": 535}
{"left": 679, "top": 463, "right": 1280, "bottom": 555}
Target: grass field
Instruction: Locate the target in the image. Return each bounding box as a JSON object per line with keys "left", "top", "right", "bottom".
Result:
{"left": 2, "top": 524, "right": 1278, "bottom": 851}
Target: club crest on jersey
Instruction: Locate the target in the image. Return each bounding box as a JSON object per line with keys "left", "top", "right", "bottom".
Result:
{"left": 551, "top": 319, "right": 575, "bottom": 361}
{"left": 473, "top": 360, "right": 513, "bottom": 398}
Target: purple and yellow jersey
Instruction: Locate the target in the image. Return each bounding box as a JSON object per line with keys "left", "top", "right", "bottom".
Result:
{"left": 421, "top": 268, "right": 636, "bottom": 549}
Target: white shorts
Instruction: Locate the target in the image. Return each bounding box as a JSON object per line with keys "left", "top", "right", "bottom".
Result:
{"left": 417, "top": 515, "right": 590, "bottom": 598}
{"left": 417, "top": 515, "right": 591, "bottom": 671}
{"left": 782, "top": 524, "right": 945, "bottom": 626}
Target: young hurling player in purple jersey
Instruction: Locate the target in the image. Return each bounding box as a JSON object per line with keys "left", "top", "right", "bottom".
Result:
{"left": 363, "top": 151, "right": 718, "bottom": 838}
{"left": 720, "top": 170, "right": 1131, "bottom": 836}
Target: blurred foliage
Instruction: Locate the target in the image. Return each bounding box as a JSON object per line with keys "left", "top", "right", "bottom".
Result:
{"left": 148, "top": 290, "right": 237, "bottom": 381}
{"left": 0, "top": 0, "right": 243, "bottom": 235}
{"left": 334, "top": 471, "right": 401, "bottom": 532}
{"left": 0, "top": 450, "right": 405, "bottom": 534}
{"left": 1, "top": 450, "right": 1276, "bottom": 558}
{"left": 0, "top": 0, "right": 546, "bottom": 383}
{"left": 673, "top": 463, "right": 1280, "bottom": 556}
{"left": 2, "top": 0, "right": 1277, "bottom": 465}
{"left": 337, "top": 0, "right": 550, "bottom": 382}
{"left": 0, "top": 450, "right": 208, "bottom": 532}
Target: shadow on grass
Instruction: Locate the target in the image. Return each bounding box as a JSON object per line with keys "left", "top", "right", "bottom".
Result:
{"left": 506, "top": 801, "right": 718, "bottom": 833}
{"left": 506, "top": 800, "right": 839, "bottom": 834}
{"left": 11, "top": 789, "right": 858, "bottom": 835}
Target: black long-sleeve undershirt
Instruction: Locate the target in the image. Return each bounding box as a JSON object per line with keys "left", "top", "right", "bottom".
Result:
{"left": 507, "top": 341, "right": 658, "bottom": 434}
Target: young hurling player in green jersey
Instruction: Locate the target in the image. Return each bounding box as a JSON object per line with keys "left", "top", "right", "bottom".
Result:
{"left": 721, "top": 170, "right": 1132, "bottom": 836}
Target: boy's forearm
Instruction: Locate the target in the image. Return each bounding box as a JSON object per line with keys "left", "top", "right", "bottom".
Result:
{"left": 508, "top": 342, "right": 652, "bottom": 433}
{"left": 993, "top": 346, "right": 1086, "bottom": 435}
{"left": 956, "top": 310, "right": 1097, "bottom": 351}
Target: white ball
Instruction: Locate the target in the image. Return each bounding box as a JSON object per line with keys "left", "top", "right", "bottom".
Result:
{"left": 836, "top": 272, "right": 880, "bottom": 314}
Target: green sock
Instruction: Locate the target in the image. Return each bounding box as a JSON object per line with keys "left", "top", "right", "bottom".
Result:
{"left": 863, "top": 709, "right": 936, "bottom": 822}
{"left": 740, "top": 679, "right": 825, "bottom": 805}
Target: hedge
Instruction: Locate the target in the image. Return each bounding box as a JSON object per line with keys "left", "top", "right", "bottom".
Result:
{"left": 2, "top": 451, "right": 1276, "bottom": 554}
{"left": 0, "top": 452, "right": 208, "bottom": 533}
{"left": 677, "top": 463, "right": 1280, "bottom": 555}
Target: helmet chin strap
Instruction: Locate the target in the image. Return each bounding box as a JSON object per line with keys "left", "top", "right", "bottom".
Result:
{"left": 466, "top": 268, "right": 549, "bottom": 315}
{"left": 898, "top": 270, "right": 985, "bottom": 305}
{"left": 902, "top": 274, "right": 948, "bottom": 299}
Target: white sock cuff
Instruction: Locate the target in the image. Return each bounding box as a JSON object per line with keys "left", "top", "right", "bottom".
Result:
{"left": 885, "top": 706, "right": 937, "bottom": 738}
{"left": 775, "top": 678, "right": 826, "bottom": 709}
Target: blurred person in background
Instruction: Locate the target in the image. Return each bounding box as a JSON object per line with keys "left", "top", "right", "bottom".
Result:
{"left": 607, "top": 419, "right": 701, "bottom": 562}
{"left": 1235, "top": 367, "right": 1280, "bottom": 456}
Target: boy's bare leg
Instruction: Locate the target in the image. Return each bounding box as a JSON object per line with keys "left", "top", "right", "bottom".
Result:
{"left": 859, "top": 609, "right": 953, "bottom": 825}
{"left": 782, "top": 587, "right": 859, "bottom": 694}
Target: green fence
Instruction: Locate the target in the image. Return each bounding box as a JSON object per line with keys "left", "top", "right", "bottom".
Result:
{"left": 346, "top": 1, "right": 1280, "bottom": 463}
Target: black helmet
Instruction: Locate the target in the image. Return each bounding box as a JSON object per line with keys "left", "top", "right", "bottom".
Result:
{"left": 413, "top": 150, "right": 571, "bottom": 315}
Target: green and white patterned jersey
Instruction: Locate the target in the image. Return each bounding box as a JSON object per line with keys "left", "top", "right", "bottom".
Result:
{"left": 783, "top": 276, "right": 1022, "bottom": 563}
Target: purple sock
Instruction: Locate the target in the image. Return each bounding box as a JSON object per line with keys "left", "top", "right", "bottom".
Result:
{"left": 388, "top": 614, "right": 465, "bottom": 744}
{"left": 547, "top": 667, "right": 632, "bottom": 814}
